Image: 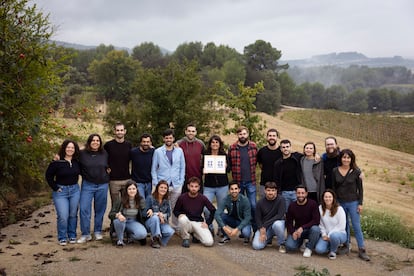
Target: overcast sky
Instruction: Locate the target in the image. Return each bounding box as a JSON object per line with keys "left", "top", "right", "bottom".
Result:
{"left": 31, "top": 0, "right": 413, "bottom": 60}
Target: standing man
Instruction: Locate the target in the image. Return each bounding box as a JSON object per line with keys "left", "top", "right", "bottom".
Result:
{"left": 151, "top": 129, "right": 185, "bottom": 229}
{"left": 215, "top": 181, "right": 252, "bottom": 245}
{"left": 228, "top": 126, "right": 258, "bottom": 230}
{"left": 285, "top": 185, "right": 320, "bottom": 257}
{"left": 104, "top": 123, "right": 132, "bottom": 206}
{"left": 177, "top": 123, "right": 205, "bottom": 193}
{"left": 173, "top": 177, "right": 216, "bottom": 248}
{"left": 273, "top": 139, "right": 303, "bottom": 211}
{"left": 322, "top": 136, "right": 341, "bottom": 189}
{"left": 257, "top": 128, "right": 282, "bottom": 199}
{"left": 130, "top": 133, "right": 154, "bottom": 200}
{"left": 252, "top": 182, "right": 286, "bottom": 252}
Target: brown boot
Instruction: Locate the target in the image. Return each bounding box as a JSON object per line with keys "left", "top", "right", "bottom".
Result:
{"left": 358, "top": 248, "right": 370, "bottom": 261}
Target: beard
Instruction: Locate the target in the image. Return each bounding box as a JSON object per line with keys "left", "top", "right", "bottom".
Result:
{"left": 297, "top": 196, "right": 306, "bottom": 204}
{"left": 268, "top": 139, "right": 276, "bottom": 146}
{"left": 238, "top": 137, "right": 248, "bottom": 144}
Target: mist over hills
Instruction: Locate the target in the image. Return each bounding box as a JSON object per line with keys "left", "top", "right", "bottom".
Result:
{"left": 282, "top": 52, "right": 414, "bottom": 69}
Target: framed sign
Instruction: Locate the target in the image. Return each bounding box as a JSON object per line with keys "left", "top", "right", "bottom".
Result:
{"left": 204, "top": 155, "right": 226, "bottom": 174}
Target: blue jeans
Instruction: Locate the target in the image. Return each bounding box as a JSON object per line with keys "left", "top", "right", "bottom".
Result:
{"left": 79, "top": 180, "right": 108, "bottom": 236}
{"left": 221, "top": 214, "right": 251, "bottom": 239}
{"left": 203, "top": 186, "right": 228, "bottom": 229}
{"left": 315, "top": 232, "right": 347, "bottom": 254}
{"left": 113, "top": 218, "right": 147, "bottom": 241}
{"left": 252, "top": 220, "right": 285, "bottom": 250}
{"left": 281, "top": 190, "right": 296, "bottom": 212}
{"left": 53, "top": 184, "right": 80, "bottom": 241}
{"left": 137, "top": 182, "right": 152, "bottom": 201}
{"left": 339, "top": 200, "right": 365, "bottom": 248}
{"left": 239, "top": 181, "right": 257, "bottom": 230}
{"left": 286, "top": 225, "right": 320, "bottom": 252}
{"left": 145, "top": 215, "right": 175, "bottom": 245}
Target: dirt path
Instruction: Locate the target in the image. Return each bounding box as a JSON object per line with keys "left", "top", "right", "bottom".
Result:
{"left": 1, "top": 111, "right": 414, "bottom": 275}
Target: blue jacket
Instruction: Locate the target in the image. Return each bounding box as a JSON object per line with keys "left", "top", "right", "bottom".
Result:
{"left": 151, "top": 145, "right": 185, "bottom": 189}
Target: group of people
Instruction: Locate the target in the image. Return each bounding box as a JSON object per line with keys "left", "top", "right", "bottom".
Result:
{"left": 45, "top": 123, "right": 370, "bottom": 261}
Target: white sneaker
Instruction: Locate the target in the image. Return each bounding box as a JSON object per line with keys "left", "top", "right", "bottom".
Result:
{"left": 95, "top": 233, "right": 103, "bottom": 241}
{"left": 77, "top": 235, "right": 92, "bottom": 244}
{"left": 278, "top": 245, "right": 286, "bottom": 253}
{"left": 303, "top": 248, "right": 312, "bottom": 258}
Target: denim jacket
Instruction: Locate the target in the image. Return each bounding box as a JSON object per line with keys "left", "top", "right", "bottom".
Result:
{"left": 215, "top": 194, "right": 252, "bottom": 231}
{"left": 144, "top": 195, "right": 171, "bottom": 221}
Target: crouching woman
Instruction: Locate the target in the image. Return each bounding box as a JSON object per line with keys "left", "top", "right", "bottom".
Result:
{"left": 109, "top": 180, "right": 147, "bottom": 246}
{"left": 315, "top": 189, "right": 347, "bottom": 259}
{"left": 145, "top": 180, "right": 175, "bottom": 248}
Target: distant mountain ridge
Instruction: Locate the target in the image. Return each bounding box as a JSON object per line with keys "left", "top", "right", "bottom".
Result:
{"left": 53, "top": 40, "right": 171, "bottom": 55}
{"left": 282, "top": 52, "right": 414, "bottom": 69}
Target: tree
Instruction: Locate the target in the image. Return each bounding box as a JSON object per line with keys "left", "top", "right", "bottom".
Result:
{"left": 131, "top": 42, "right": 166, "bottom": 68}
{"left": 88, "top": 50, "right": 142, "bottom": 102}
{"left": 172, "top": 41, "right": 203, "bottom": 64}
{"left": 344, "top": 89, "right": 368, "bottom": 113}
{"left": 219, "top": 82, "right": 267, "bottom": 146}
{"left": 244, "top": 40, "right": 285, "bottom": 72}
{"left": 106, "top": 60, "right": 218, "bottom": 146}
{"left": 0, "top": 0, "right": 65, "bottom": 195}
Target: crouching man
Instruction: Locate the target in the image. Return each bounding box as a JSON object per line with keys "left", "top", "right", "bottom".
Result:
{"left": 215, "top": 181, "right": 252, "bottom": 245}
{"left": 173, "top": 177, "right": 216, "bottom": 248}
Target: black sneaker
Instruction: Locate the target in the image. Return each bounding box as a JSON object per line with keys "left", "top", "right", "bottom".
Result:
{"left": 243, "top": 237, "right": 249, "bottom": 245}
{"left": 218, "top": 237, "right": 230, "bottom": 245}
{"left": 182, "top": 239, "right": 190, "bottom": 248}
{"left": 358, "top": 248, "right": 370, "bottom": 261}
{"left": 151, "top": 236, "right": 161, "bottom": 249}
{"left": 139, "top": 238, "right": 147, "bottom": 246}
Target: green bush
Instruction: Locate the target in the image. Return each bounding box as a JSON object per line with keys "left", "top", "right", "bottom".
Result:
{"left": 361, "top": 209, "right": 414, "bottom": 248}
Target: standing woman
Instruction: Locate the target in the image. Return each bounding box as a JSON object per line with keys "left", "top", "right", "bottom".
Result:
{"left": 46, "top": 140, "right": 81, "bottom": 245}
{"left": 315, "top": 189, "right": 347, "bottom": 260}
{"left": 300, "top": 142, "right": 325, "bottom": 203}
{"left": 145, "top": 180, "right": 175, "bottom": 248}
{"left": 202, "top": 135, "right": 229, "bottom": 234}
{"left": 332, "top": 149, "right": 370, "bottom": 261}
{"left": 109, "top": 180, "right": 147, "bottom": 246}
{"left": 77, "top": 134, "right": 110, "bottom": 243}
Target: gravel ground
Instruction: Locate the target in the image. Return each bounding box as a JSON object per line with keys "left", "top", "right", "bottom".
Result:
{"left": 1, "top": 204, "right": 413, "bottom": 276}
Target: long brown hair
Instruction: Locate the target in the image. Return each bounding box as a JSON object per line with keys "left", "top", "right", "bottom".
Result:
{"left": 339, "top": 148, "right": 359, "bottom": 170}
{"left": 152, "top": 180, "right": 169, "bottom": 201}
{"left": 321, "top": 189, "right": 339, "bottom": 217}
{"left": 121, "top": 180, "right": 142, "bottom": 208}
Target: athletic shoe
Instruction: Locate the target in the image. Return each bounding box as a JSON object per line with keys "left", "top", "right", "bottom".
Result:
{"left": 218, "top": 237, "right": 230, "bottom": 245}
{"left": 243, "top": 237, "right": 249, "bottom": 246}
{"left": 182, "top": 239, "right": 190, "bottom": 248}
{"left": 266, "top": 240, "right": 273, "bottom": 247}
{"left": 94, "top": 233, "right": 103, "bottom": 241}
{"left": 59, "top": 240, "right": 67, "bottom": 246}
{"left": 279, "top": 245, "right": 286, "bottom": 253}
{"left": 303, "top": 248, "right": 312, "bottom": 258}
{"left": 116, "top": 240, "right": 125, "bottom": 247}
{"left": 77, "top": 235, "right": 92, "bottom": 244}
{"left": 328, "top": 252, "right": 336, "bottom": 260}
{"left": 69, "top": 238, "right": 77, "bottom": 244}
{"left": 358, "top": 248, "right": 370, "bottom": 261}
{"left": 151, "top": 237, "right": 161, "bottom": 249}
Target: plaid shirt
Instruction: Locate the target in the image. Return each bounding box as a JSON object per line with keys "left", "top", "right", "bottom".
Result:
{"left": 228, "top": 141, "right": 258, "bottom": 183}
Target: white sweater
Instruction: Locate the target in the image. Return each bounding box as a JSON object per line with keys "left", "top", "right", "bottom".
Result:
{"left": 318, "top": 205, "right": 347, "bottom": 237}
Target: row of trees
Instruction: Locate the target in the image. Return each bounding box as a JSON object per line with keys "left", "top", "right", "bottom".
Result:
{"left": 280, "top": 75, "right": 414, "bottom": 113}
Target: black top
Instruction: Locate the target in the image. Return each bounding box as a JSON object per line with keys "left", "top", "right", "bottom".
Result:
{"left": 104, "top": 139, "right": 132, "bottom": 180}
{"left": 79, "top": 150, "right": 109, "bottom": 184}
{"left": 45, "top": 159, "right": 81, "bottom": 191}
{"left": 130, "top": 147, "right": 154, "bottom": 183}
{"left": 257, "top": 146, "right": 282, "bottom": 186}
{"left": 273, "top": 152, "right": 303, "bottom": 191}
{"left": 202, "top": 152, "right": 229, "bottom": 188}
{"left": 322, "top": 152, "right": 340, "bottom": 189}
